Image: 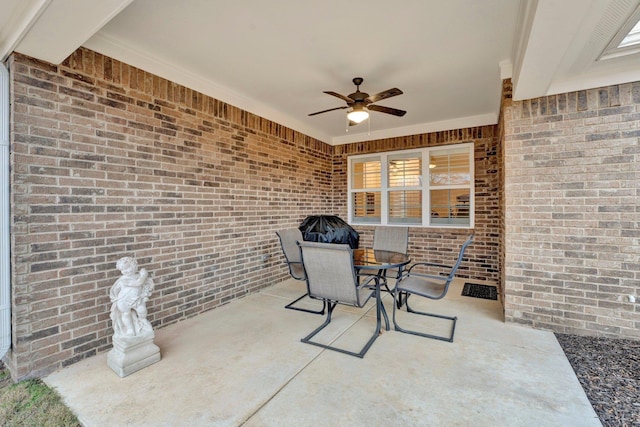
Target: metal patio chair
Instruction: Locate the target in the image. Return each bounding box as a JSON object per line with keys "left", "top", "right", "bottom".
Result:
{"left": 392, "top": 234, "right": 474, "bottom": 342}
{"left": 298, "top": 241, "right": 381, "bottom": 358}
{"left": 275, "top": 228, "right": 325, "bottom": 315}
{"left": 372, "top": 226, "right": 409, "bottom": 293}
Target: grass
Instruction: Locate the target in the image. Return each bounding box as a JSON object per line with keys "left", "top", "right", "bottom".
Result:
{"left": 0, "top": 362, "right": 80, "bottom": 427}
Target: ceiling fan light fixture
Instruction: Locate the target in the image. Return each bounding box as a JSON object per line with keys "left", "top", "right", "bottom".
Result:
{"left": 347, "top": 108, "right": 369, "bottom": 123}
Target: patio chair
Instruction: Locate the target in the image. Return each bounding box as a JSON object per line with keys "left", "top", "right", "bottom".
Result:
{"left": 298, "top": 241, "right": 380, "bottom": 358}
{"left": 392, "top": 234, "right": 474, "bottom": 342}
{"left": 373, "top": 226, "right": 409, "bottom": 293}
{"left": 275, "top": 229, "right": 325, "bottom": 315}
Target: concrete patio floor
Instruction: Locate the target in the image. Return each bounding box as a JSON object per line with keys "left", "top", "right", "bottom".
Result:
{"left": 45, "top": 278, "right": 601, "bottom": 426}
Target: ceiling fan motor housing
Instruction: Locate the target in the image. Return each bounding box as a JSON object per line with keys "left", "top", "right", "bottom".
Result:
{"left": 350, "top": 77, "right": 368, "bottom": 102}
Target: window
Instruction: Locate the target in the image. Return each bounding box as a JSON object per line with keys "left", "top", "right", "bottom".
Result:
{"left": 388, "top": 153, "right": 422, "bottom": 225}
{"left": 348, "top": 143, "right": 474, "bottom": 228}
{"left": 351, "top": 157, "right": 381, "bottom": 223}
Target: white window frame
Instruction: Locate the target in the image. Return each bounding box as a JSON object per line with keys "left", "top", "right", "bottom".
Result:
{"left": 347, "top": 143, "right": 474, "bottom": 228}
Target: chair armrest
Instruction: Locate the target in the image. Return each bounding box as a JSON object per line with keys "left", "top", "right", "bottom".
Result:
{"left": 407, "top": 262, "right": 451, "bottom": 274}
{"left": 400, "top": 262, "right": 452, "bottom": 283}
{"left": 403, "top": 272, "right": 447, "bottom": 281}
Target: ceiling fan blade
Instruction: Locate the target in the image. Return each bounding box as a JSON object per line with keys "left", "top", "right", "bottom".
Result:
{"left": 367, "top": 104, "right": 406, "bottom": 117}
{"left": 323, "top": 91, "right": 353, "bottom": 103}
{"left": 308, "top": 106, "right": 348, "bottom": 116}
{"left": 365, "top": 88, "right": 403, "bottom": 104}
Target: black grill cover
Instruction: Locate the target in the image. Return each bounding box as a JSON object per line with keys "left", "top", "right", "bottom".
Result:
{"left": 299, "top": 215, "right": 359, "bottom": 249}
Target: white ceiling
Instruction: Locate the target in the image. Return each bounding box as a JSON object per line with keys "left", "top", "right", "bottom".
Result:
{"left": 2, "top": 0, "right": 640, "bottom": 145}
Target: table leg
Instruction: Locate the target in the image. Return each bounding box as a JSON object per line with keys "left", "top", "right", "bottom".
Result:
{"left": 376, "top": 270, "right": 390, "bottom": 331}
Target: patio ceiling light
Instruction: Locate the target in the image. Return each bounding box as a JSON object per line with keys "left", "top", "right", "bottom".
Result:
{"left": 347, "top": 107, "right": 369, "bottom": 123}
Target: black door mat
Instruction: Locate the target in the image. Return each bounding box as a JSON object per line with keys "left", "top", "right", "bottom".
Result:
{"left": 462, "top": 283, "right": 498, "bottom": 300}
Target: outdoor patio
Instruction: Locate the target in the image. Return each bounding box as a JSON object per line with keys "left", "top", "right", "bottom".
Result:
{"left": 44, "top": 278, "right": 601, "bottom": 426}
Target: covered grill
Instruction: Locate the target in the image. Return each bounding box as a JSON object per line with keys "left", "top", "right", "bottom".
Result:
{"left": 299, "top": 215, "right": 359, "bottom": 249}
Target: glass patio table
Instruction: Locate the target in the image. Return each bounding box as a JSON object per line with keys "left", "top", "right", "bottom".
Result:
{"left": 353, "top": 249, "right": 411, "bottom": 332}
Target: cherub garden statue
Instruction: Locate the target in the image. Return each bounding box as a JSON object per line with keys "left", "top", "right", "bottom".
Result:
{"left": 109, "top": 257, "right": 155, "bottom": 338}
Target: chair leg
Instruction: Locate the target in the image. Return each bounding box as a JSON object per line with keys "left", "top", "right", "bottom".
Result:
{"left": 392, "top": 292, "right": 457, "bottom": 342}
{"left": 285, "top": 292, "right": 326, "bottom": 315}
{"left": 379, "top": 296, "right": 390, "bottom": 331}
{"left": 301, "top": 301, "right": 381, "bottom": 358}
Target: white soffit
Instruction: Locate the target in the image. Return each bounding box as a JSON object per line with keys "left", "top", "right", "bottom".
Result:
{"left": 0, "top": 0, "right": 51, "bottom": 62}
{"left": 547, "top": 0, "right": 640, "bottom": 95}
{"left": 512, "top": 0, "right": 600, "bottom": 100}
{"left": 13, "top": 0, "right": 134, "bottom": 65}
{"left": 514, "top": 0, "right": 640, "bottom": 100}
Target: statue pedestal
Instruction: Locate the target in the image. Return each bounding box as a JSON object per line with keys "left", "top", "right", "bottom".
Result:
{"left": 107, "top": 331, "right": 160, "bottom": 378}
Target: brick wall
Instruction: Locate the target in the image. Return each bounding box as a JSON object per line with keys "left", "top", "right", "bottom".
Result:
{"left": 6, "top": 49, "right": 333, "bottom": 379}
{"left": 504, "top": 81, "right": 640, "bottom": 339}
{"left": 334, "top": 127, "right": 501, "bottom": 283}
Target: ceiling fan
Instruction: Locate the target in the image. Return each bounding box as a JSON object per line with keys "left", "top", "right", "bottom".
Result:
{"left": 308, "top": 77, "right": 406, "bottom": 125}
